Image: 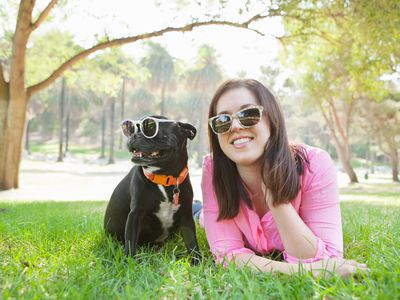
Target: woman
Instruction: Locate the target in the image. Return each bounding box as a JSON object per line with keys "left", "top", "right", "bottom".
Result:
{"left": 200, "top": 78, "right": 367, "bottom": 276}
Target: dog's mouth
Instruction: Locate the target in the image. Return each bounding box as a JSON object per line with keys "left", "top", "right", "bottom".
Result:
{"left": 130, "top": 149, "right": 167, "bottom": 159}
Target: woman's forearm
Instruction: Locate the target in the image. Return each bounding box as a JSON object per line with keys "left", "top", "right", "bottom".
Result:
{"left": 234, "top": 253, "right": 369, "bottom": 278}
{"left": 234, "top": 253, "right": 298, "bottom": 274}
{"left": 269, "top": 203, "right": 318, "bottom": 259}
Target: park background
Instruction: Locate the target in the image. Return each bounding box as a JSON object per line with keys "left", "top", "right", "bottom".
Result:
{"left": 0, "top": 0, "right": 399, "bottom": 299}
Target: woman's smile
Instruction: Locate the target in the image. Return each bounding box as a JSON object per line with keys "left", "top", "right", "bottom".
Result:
{"left": 230, "top": 136, "right": 253, "bottom": 148}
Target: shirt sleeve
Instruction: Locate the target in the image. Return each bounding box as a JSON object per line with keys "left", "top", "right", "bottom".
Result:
{"left": 283, "top": 149, "right": 343, "bottom": 263}
{"left": 201, "top": 155, "right": 254, "bottom": 265}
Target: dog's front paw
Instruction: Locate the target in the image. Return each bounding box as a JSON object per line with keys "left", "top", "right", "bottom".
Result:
{"left": 124, "top": 242, "right": 136, "bottom": 258}
{"left": 190, "top": 251, "right": 202, "bottom": 265}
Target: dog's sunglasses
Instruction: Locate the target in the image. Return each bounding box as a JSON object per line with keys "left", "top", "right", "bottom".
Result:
{"left": 208, "top": 105, "right": 264, "bottom": 135}
{"left": 121, "top": 117, "right": 175, "bottom": 139}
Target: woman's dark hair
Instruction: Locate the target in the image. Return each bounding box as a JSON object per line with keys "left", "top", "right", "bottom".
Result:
{"left": 208, "top": 79, "right": 309, "bottom": 221}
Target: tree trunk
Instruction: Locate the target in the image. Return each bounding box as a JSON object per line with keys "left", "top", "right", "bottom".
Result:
{"left": 65, "top": 90, "right": 70, "bottom": 155}
{"left": 384, "top": 134, "right": 399, "bottom": 182}
{"left": 196, "top": 97, "right": 208, "bottom": 166}
{"left": 370, "top": 151, "right": 375, "bottom": 174}
{"left": 0, "top": 94, "right": 28, "bottom": 190}
{"left": 119, "top": 77, "right": 126, "bottom": 150}
{"left": 389, "top": 149, "right": 399, "bottom": 182}
{"left": 0, "top": 0, "right": 32, "bottom": 189}
{"left": 160, "top": 81, "right": 166, "bottom": 116}
{"left": 100, "top": 105, "right": 106, "bottom": 159}
{"left": 57, "top": 78, "right": 66, "bottom": 162}
{"left": 108, "top": 98, "right": 115, "bottom": 164}
{"left": 334, "top": 142, "right": 358, "bottom": 183}
{"left": 25, "top": 119, "right": 30, "bottom": 155}
{"left": 318, "top": 100, "right": 359, "bottom": 183}
{"left": 65, "top": 110, "right": 70, "bottom": 155}
{"left": 0, "top": 70, "right": 9, "bottom": 179}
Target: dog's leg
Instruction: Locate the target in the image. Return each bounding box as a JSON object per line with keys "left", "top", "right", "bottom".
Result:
{"left": 124, "top": 207, "right": 143, "bottom": 257}
{"left": 179, "top": 215, "right": 201, "bottom": 265}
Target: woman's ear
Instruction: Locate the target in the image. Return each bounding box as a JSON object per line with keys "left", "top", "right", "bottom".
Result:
{"left": 177, "top": 122, "right": 197, "bottom": 140}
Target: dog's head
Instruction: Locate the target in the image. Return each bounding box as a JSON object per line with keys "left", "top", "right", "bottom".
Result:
{"left": 121, "top": 116, "right": 196, "bottom": 171}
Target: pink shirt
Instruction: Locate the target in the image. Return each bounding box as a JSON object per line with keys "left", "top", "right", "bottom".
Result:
{"left": 201, "top": 145, "right": 343, "bottom": 264}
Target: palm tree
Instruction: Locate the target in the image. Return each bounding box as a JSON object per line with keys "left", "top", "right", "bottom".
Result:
{"left": 185, "top": 45, "right": 223, "bottom": 165}
{"left": 142, "top": 42, "right": 175, "bottom": 116}
{"left": 84, "top": 48, "right": 138, "bottom": 163}
{"left": 57, "top": 78, "right": 67, "bottom": 162}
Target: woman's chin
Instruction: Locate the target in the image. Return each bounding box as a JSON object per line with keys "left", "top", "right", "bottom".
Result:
{"left": 229, "top": 153, "right": 261, "bottom": 167}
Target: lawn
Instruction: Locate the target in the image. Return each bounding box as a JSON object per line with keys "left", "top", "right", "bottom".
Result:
{"left": 1, "top": 183, "right": 399, "bottom": 299}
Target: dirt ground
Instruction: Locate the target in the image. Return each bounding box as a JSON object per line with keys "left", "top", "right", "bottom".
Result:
{"left": 0, "top": 158, "right": 203, "bottom": 202}
{"left": 0, "top": 157, "right": 365, "bottom": 202}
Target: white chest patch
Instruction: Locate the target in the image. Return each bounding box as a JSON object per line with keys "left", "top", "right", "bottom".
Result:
{"left": 154, "top": 185, "right": 180, "bottom": 242}
{"left": 144, "top": 166, "right": 161, "bottom": 173}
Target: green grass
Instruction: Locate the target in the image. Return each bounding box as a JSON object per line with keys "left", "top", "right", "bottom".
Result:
{"left": 1, "top": 186, "right": 399, "bottom": 299}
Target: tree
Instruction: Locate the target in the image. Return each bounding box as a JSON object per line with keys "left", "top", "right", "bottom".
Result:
{"left": 142, "top": 42, "right": 175, "bottom": 116}
{"left": 362, "top": 98, "right": 400, "bottom": 182}
{"left": 82, "top": 48, "right": 135, "bottom": 163}
{"left": 108, "top": 96, "right": 116, "bottom": 164}
{"left": 279, "top": 0, "right": 399, "bottom": 183}
{"left": 24, "top": 29, "right": 86, "bottom": 158}
{"left": 185, "top": 44, "right": 223, "bottom": 165}
{"left": 258, "top": 62, "right": 333, "bottom": 152}
{"left": 57, "top": 77, "right": 66, "bottom": 162}
{"left": 0, "top": 0, "right": 270, "bottom": 190}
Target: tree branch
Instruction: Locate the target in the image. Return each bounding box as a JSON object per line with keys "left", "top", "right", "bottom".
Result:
{"left": 277, "top": 28, "right": 341, "bottom": 47}
{"left": 274, "top": 11, "right": 343, "bottom": 47}
{"left": 317, "top": 101, "right": 341, "bottom": 148}
{"left": 29, "top": 0, "right": 58, "bottom": 33}
{"left": 327, "top": 96, "right": 348, "bottom": 143}
{"left": 10, "top": 0, "right": 34, "bottom": 98}
{"left": 377, "top": 133, "right": 390, "bottom": 157}
{"left": 27, "top": 15, "right": 268, "bottom": 98}
{"left": 345, "top": 95, "right": 355, "bottom": 137}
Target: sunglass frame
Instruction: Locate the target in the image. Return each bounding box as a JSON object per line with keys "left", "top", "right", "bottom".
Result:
{"left": 121, "top": 117, "right": 175, "bottom": 138}
{"left": 208, "top": 105, "right": 264, "bottom": 135}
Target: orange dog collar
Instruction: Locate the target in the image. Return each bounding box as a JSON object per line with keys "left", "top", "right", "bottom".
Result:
{"left": 143, "top": 166, "right": 189, "bottom": 187}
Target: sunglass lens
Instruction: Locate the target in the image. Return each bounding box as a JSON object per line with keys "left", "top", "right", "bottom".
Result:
{"left": 142, "top": 118, "right": 157, "bottom": 137}
{"left": 212, "top": 115, "right": 232, "bottom": 134}
{"left": 121, "top": 120, "right": 135, "bottom": 137}
{"left": 238, "top": 108, "right": 261, "bottom": 127}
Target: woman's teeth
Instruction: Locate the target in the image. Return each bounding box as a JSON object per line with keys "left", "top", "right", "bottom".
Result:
{"left": 233, "top": 137, "right": 252, "bottom": 145}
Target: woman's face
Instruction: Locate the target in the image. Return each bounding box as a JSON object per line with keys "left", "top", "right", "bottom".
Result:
{"left": 215, "top": 87, "right": 270, "bottom": 167}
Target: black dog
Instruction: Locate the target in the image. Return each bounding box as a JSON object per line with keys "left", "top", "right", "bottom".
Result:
{"left": 104, "top": 116, "right": 200, "bottom": 264}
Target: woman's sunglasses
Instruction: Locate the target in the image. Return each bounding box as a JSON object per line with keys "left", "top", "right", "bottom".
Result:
{"left": 121, "top": 117, "right": 175, "bottom": 139}
{"left": 208, "top": 105, "right": 264, "bottom": 135}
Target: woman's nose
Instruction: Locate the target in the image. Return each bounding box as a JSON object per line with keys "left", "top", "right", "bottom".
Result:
{"left": 230, "top": 117, "right": 242, "bottom": 132}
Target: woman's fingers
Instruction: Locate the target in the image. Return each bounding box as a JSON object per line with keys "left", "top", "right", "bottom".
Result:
{"left": 342, "top": 260, "right": 368, "bottom": 270}
{"left": 310, "top": 258, "right": 369, "bottom": 278}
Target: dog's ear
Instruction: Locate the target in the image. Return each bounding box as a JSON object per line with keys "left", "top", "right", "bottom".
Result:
{"left": 177, "top": 122, "right": 197, "bottom": 140}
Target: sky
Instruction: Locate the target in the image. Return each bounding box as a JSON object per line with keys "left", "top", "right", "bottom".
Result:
{"left": 32, "top": 0, "right": 285, "bottom": 78}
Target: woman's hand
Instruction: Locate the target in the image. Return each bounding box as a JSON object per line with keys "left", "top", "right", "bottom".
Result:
{"left": 306, "top": 258, "right": 369, "bottom": 278}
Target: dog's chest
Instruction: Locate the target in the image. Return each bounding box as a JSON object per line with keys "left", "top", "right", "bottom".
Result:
{"left": 154, "top": 185, "right": 180, "bottom": 242}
